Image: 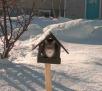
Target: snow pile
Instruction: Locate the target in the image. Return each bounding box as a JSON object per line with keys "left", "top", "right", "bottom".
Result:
{"left": 13, "top": 24, "right": 43, "bottom": 41}
{"left": 41, "top": 19, "right": 102, "bottom": 44}
{"left": 43, "top": 19, "right": 93, "bottom": 39}
{"left": 91, "top": 26, "right": 102, "bottom": 40}
{"left": 26, "top": 18, "right": 102, "bottom": 48}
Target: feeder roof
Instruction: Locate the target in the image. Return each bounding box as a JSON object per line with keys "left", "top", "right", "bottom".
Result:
{"left": 32, "top": 32, "right": 69, "bottom": 54}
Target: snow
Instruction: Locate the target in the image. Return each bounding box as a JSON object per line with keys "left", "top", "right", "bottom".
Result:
{"left": 43, "top": 19, "right": 93, "bottom": 39}
{"left": 31, "top": 18, "right": 102, "bottom": 49}
{"left": 0, "top": 17, "right": 102, "bottom": 91}
{"left": 43, "top": 19, "right": 102, "bottom": 44}
{"left": 15, "top": 24, "right": 43, "bottom": 41}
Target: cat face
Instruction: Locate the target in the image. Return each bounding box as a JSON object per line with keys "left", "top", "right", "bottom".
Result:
{"left": 44, "top": 40, "right": 55, "bottom": 58}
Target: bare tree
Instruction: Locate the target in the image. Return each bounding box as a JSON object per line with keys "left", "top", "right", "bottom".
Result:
{"left": 0, "top": 0, "right": 34, "bottom": 58}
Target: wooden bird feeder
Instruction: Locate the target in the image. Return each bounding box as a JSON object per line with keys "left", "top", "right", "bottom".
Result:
{"left": 32, "top": 32, "right": 69, "bottom": 91}
{"left": 33, "top": 32, "right": 69, "bottom": 64}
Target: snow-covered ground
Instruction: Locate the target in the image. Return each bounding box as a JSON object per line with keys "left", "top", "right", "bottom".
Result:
{"left": 0, "top": 17, "right": 102, "bottom": 91}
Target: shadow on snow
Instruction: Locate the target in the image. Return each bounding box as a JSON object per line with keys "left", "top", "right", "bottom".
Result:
{"left": 0, "top": 61, "right": 74, "bottom": 91}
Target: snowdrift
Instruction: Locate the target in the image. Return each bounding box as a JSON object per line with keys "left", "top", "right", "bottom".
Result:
{"left": 1, "top": 17, "right": 102, "bottom": 45}
{"left": 13, "top": 24, "right": 43, "bottom": 41}
{"left": 42, "top": 19, "right": 102, "bottom": 44}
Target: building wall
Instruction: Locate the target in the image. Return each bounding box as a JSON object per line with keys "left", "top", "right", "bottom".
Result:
{"left": 17, "top": 0, "right": 64, "bottom": 9}
{"left": 52, "top": 0, "right": 64, "bottom": 17}
{"left": 16, "top": 0, "right": 85, "bottom": 18}
{"left": 65, "top": 0, "right": 85, "bottom": 18}
{"left": 1, "top": 0, "right": 100, "bottom": 19}
{"left": 38, "top": 0, "right": 52, "bottom": 10}
{"left": 17, "top": 0, "right": 52, "bottom": 10}
{"left": 17, "top": 0, "right": 64, "bottom": 17}
{"left": 16, "top": 0, "right": 34, "bottom": 8}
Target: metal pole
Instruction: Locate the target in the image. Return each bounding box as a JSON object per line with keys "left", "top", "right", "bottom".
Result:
{"left": 84, "top": 0, "right": 87, "bottom": 19}
{"left": 64, "top": 0, "right": 66, "bottom": 17}
{"left": 52, "top": 0, "right": 56, "bottom": 17}
{"left": 59, "top": 0, "right": 61, "bottom": 17}
{"left": 99, "top": 0, "right": 101, "bottom": 19}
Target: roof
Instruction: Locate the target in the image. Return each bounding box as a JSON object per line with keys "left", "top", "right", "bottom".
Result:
{"left": 32, "top": 32, "right": 69, "bottom": 54}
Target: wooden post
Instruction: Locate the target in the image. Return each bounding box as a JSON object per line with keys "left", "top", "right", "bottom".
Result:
{"left": 45, "top": 64, "right": 52, "bottom": 91}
